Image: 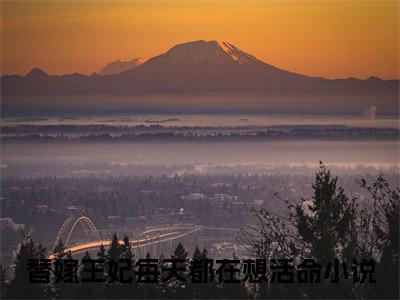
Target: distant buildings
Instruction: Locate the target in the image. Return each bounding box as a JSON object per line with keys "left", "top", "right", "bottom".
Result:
{"left": 67, "top": 205, "right": 87, "bottom": 211}
{"left": 214, "top": 194, "right": 238, "bottom": 202}
{"left": 0, "top": 217, "right": 25, "bottom": 231}
{"left": 182, "top": 193, "right": 205, "bottom": 201}
{"left": 252, "top": 199, "right": 264, "bottom": 206}
{"left": 182, "top": 192, "right": 239, "bottom": 203}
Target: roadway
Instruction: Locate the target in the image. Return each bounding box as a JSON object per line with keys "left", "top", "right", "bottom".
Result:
{"left": 48, "top": 227, "right": 202, "bottom": 259}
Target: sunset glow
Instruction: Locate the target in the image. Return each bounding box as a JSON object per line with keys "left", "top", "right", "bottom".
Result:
{"left": 1, "top": 0, "right": 398, "bottom": 79}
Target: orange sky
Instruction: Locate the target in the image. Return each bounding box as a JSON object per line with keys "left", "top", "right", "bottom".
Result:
{"left": 1, "top": 0, "right": 399, "bottom": 79}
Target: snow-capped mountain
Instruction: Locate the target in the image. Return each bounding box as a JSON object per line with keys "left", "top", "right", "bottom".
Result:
{"left": 118, "top": 40, "right": 311, "bottom": 89}
{"left": 1, "top": 40, "right": 398, "bottom": 115}
{"left": 98, "top": 58, "right": 143, "bottom": 75}
{"left": 148, "top": 40, "right": 260, "bottom": 67}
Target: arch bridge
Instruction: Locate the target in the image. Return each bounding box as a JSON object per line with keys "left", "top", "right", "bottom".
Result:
{"left": 49, "top": 215, "right": 240, "bottom": 259}
{"left": 53, "top": 215, "right": 101, "bottom": 252}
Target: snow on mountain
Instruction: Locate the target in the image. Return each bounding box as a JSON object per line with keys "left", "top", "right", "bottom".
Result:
{"left": 119, "top": 40, "right": 309, "bottom": 89}
{"left": 147, "top": 40, "right": 261, "bottom": 67}
{"left": 98, "top": 58, "right": 143, "bottom": 75}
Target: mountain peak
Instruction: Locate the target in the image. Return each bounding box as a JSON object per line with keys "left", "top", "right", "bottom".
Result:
{"left": 367, "top": 76, "right": 383, "bottom": 82}
{"left": 25, "top": 68, "right": 49, "bottom": 78}
{"left": 98, "top": 58, "right": 143, "bottom": 75}
{"left": 152, "top": 40, "right": 260, "bottom": 68}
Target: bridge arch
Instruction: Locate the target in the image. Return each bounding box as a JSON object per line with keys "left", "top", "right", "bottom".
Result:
{"left": 53, "top": 215, "right": 101, "bottom": 252}
{"left": 48, "top": 225, "right": 242, "bottom": 258}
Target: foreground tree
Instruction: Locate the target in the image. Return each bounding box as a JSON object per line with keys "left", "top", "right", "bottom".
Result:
{"left": 0, "top": 265, "right": 6, "bottom": 298}
{"left": 163, "top": 243, "right": 188, "bottom": 298}
{"left": 294, "top": 163, "right": 358, "bottom": 298}
{"left": 241, "top": 163, "right": 399, "bottom": 299}
{"left": 121, "top": 235, "right": 133, "bottom": 260}
{"left": 172, "top": 242, "right": 188, "bottom": 261}
{"left": 106, "top": 233, "right": 122, "bottom": 262}
{"left": 296, "top": 164, "right": 357, "bottom": 263}
{"left": 75, "top": 251, "right": 105, "bottom": 299}
{"left": 53, "top": 239, "right": 66, "bottom": 259}
{"left": 360, "top": 176, "right": 399, "bottom": 299}
{"left": 5, "top": 236, "right": 49, "bottom": 299}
